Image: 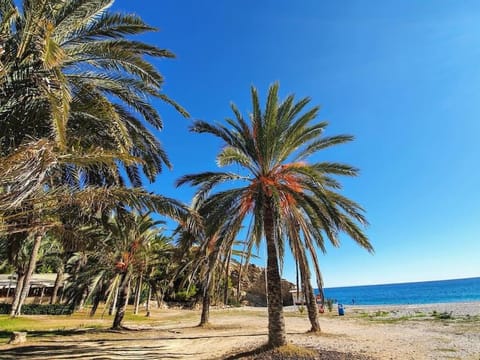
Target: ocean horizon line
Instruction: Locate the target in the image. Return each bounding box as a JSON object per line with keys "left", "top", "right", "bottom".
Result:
{"left": 321, "top": 275, "right": 480, "bottom": 290}
{"left": 314, "top": 277, "right": 480, "bottom": 306}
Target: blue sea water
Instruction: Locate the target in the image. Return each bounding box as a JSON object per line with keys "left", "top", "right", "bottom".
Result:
{"left": 315, "top": 277, "right": 480, "bottom": 305}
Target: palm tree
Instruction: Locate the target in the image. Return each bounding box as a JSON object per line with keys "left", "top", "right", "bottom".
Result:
{"left": 141, "top": 233, "right": 173, "bottom": 316}
{"left": 108, "top": 212, "right": 164, "bottom": 329}
{"left": 0, "top": 140, "right": 199, "bottom": 315}
{"left": 177, "top": 83, "right": 372, "bottom": 348}
{"left": 0, "top": 0, "right": 187, "bottom": 180}
{"left": 0, "top": 0, "right": 190, "bottom": 315}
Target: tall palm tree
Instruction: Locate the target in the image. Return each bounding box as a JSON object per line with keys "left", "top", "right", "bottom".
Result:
{"left": 178, "top": 83, "right": 372, "bottom": 348}
{"left": 0, "top": 0, "right": 190, "bottom": 315}
{"left": 0, "top": 0, "right": 187, "bottom": 183}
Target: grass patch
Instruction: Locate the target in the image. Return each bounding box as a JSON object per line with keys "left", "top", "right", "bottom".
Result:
{"left": 0, "top": 314, "right": 110, "bottom": 344}
{"left": 354, "top": 309, "right": 480, "bottom": 325}
{"left": 373, "top": 310, "right": 389, "bottom": 317}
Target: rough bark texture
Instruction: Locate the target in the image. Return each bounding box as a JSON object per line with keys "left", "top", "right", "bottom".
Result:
{"left": 50, "top": 265, "right": 64, "bottom": 304}
{"left": 301, "top": 261, "right": 321, "bottom": 332}
{"left": 112, "top": 271, "right": 131, "bottom": 329}
{"left": 264, "top": 203, "right": 286, "bottom": 348}
{"left": 10, "top": 271, "right": 25, "bottom": 316}
{"left": 13, "top": 234, "right": 42, "bottom": 316}
{"left": 199, "top": 286, "right": 211, "bottom": 326}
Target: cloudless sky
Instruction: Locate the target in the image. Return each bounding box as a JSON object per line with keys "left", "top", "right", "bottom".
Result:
{"left": 112, "top": 0, "right": 480, "bottom": 287}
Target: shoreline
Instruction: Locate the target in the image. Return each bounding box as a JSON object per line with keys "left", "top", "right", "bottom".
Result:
{"left": 333, "top": 301, "right": 480, "bottom": 317}
{"left": 280, "top": 301, "right": 480, "bottom": 318}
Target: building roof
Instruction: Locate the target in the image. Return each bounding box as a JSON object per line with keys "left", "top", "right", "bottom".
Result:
{"left": 0, "top": 273, "right": 62, "bottom": 288}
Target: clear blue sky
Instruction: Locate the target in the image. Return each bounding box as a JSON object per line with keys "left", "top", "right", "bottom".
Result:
{"left": 112, "top": 0, "right": 480, "bottom": 287}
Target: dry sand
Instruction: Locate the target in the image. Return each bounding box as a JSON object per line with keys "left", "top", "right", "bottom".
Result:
{"left": 0, "top": 302, "right": 478, "bottom": 359}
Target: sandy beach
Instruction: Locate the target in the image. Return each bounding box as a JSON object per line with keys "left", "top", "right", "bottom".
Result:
{"left": 0, "top": 302, "right": 478, "bottom": 359}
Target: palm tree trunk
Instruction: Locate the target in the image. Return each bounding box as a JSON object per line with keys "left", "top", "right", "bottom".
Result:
{"left": 6, "top": 273, "right": 14, "bottom": 300}
{"left": 145, "top": 284, "right": 152, "bottom": 316}
{"left": 150, "top": 281, "right": 162, "bottom": 308}
{"left": 13, "top": 234, "right": 42, "bottom": 316}
{"left": 90, "top": 281, "right": 104, "bottom": 317}
{"left": 296, "top": 260, "right": 300, "bottom": 301}
{"left": 199, "top": 283, "right": 211, "bottom": 326}
{"left": 109, "top": 281, "right": 119, "bottom": 316}
{"left": 223, "top": 248, "right": 232, "bottom": 305}
{"left": 199, "top": 268, "right": 213, "bottom": 326}
{"left": 10, "top": 270, "right": 25, "bottom": 316}
{"left": 133, "top": 274, "right": 143, "bottom": 315}
{"left": 300, "top": 260, "right": 321, "bottom": 332}
{"left": 50, "top": 265, "right": 64, "bottom": 304}
{"left": 264, "top": 203, "right": 286, "bottom": 348}
{"left": 112, "top": 271, "right": 131, "bottom": 329}
{"left": 76, "top": 287, "right": 88, "bottom": 311}
{"left": 199, "top": 249, "right": 218, "bottom": 326}
{"left": 236, "top": 263, "right": 243, "bottom": 303}
{"left": 39, "top": 287, "right": 45, "bottom": 304}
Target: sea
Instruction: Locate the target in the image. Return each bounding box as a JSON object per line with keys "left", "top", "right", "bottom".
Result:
{"left": 315, "top": 277, "right": 480, "bottom": 306}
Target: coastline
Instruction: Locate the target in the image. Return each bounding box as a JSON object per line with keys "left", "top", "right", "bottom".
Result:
{"left": 340, "top": 301, "right": 480, "bottom": 317}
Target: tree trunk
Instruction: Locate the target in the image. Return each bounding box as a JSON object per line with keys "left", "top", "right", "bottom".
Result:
{"left": 199, "top": 284, "right": 211, "bottom": 326}
{"left": 223, "top": 248, "right": 232, "bottom": 305}
{"left": 75, "top": 287, "right": 88, "bottom": 311}
{"left": 6, "top": 273, "right": 14, "bottom": 300}
{"left": 109, "top": 281, "right": 119, "bottom": 316}
{"left": 145, "top": 284, "right": 152, "bottom": 316}
{"left": 112, "top": 271, "right": 131, "bottom": 329}
{"left": 39, "top": 287, "right": 45, "bottom": 304}
{"left": 300, "top": 259, "right": 321, "bottom": 332}
{"left": 296, "top": 260, "right": 300, "bottom": 303}
{"left": 133, "top": 274, "right": 143, "bottom": 315}
{"left": 13, "top": 234, "right": 42, "bottom": 316}
{"left": 90, "top": 284, "right": 103, "bottom": 317}
{"left": 10, "top": 271, "right": 25, "bottom": 316}
{"left": 50, "top": 265, "right": 64, "bottom": 304}
{"left": 199, "top": 249, "right": 218, "bottom": 326}
{"left": 150, "top": 281, "right": 162, "bottom": 308}
{"left": 264, "top": 203, "right": 286, "bottom": 348}
{"left": 236, "top": 262, "right": 243, "bottom": 303}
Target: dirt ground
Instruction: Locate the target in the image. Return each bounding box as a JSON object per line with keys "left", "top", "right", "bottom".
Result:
{"left": 0, "top": 305, "right": 478, "bottom": 359}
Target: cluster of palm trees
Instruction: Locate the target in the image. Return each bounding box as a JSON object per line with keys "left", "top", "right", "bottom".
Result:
{"left": 0, "top": 0, "right": 372, "bottom": 349}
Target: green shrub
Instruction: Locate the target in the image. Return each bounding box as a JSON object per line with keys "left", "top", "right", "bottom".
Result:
{"left": 0, "top": 304, "right": 73, "bottom": 315}
{"left": 174, "top": 285, "right": 197, "bottom": 301}
{"left": 325, "top": 298, "right": 334, "bottom": 312}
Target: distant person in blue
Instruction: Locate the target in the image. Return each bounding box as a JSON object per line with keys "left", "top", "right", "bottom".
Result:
{"left": 352, "top": 299, "right": 355, "bottom": 305}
